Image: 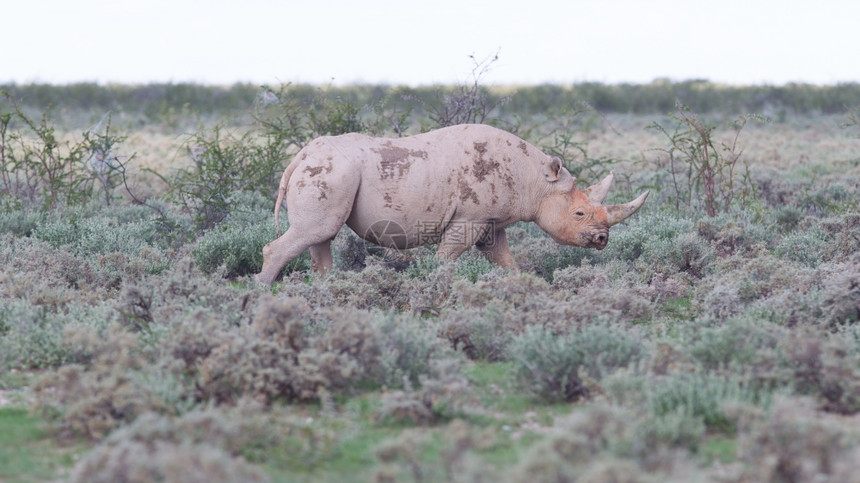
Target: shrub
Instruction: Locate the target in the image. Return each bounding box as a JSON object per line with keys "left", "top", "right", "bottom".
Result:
{"left": 601, "top": 210, "right": 705, "bottom": 276}
{"left": 376, "top": 359, "right": 476, "bottom": 425}
{"left": 192, "top": 219, "right": 286, "bottom": 278}
{"left": 738, "top": 397, "right": 860, "bottom": 482}
{"left": 510, "top": 326, "right": 588, "bottom": 403}
{"left": 694, "top": 255, "right": 811, "bottom": 320}
{"left": 409, "top": 52, "right": 511, "bottom": 129}
{"left": 191, "top": 191, "right": 310, "bottom": 278}
{"left": 0, "top": 301, "right": 76, "bottom": 369}
{"left": 819, "top": 214, "right": 860, "bottom": 259}
{"left": 318, "top": 258, "right": 410, "bottom": 310}
{"left": 571, "top": 285, "right": 655, "bottom": 323}
{"left": 510, "top": 403, "right": 648, "bottom": 482}
{"left": 405, "top": 259, "right": 457, "bottom": 315}
{"left": 576, "top": 324, "right": 648, "bottom": 380}
{"left": 646, "top": 372, "right": 769, "bottom": 436}
{"left": 551, "top": 261, "right": 611, "bottom": 293}
{"left": 774, "top": 226, "right": 829, "bottom": 267}
{"left": 372, "top": 313, "right": 453, "bottom": 389}
{"left": 195, "top": 296, "right": 384, "bottom": 404}
{"left": 689, "top": 317, "right": 785, "bottom": 372}
{"left": 510, "top": 325, "right": 645, "bottom": 403}
{"left": 777, "top": 326, "right": 860, "bottom": 414}
{"left": 0, "top": 94, "right": 132, "bottom": 209}
{"left": 695, "top": 211, "right": 773, "bottom": 257}
{"left": 170, "top": 125, "right": 285, "bottom": 230}
{"left": 817, "top": 258, "right": 860, "bottom": 326}
{"left": 70, "top": 410, "right": 269, "bottom": 482}
{"left": 0, "top": 299, "right": 116, "bottom": 369}
{"left": 648, "top": 102, "right": 761, "bottom": 216}
{"left": 27, "top": 203, "right": 172, "bottom": 278}
{"left": 439, "top": 306, "right": 515, "bottom": 362}
{"left": 455, "top": 251, "right": 496, "bottom": 283}
{"left": 34, "top": 324, "right": 166, "bottom": 440}
{"left": 0, "top": 208, "right": 41, "bottom": 236}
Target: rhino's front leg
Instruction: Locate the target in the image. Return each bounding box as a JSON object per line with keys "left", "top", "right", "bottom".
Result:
{"left": 434, "top": 228, "right": 471, "bottom": 263}
{"left": 477, "top": 227, "right": 517, "bottom": 270}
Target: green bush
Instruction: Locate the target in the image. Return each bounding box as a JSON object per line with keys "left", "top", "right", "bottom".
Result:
{"left": 376, "top": 359, "right": 476, "bottom": 425}
{"left": 0, "top": 209, "right": 42, "bottom": 236}
{"left": 695, "top": 211, "right": 774, "bottom": 257}
{"left": 190, "top": 191, "right": 309, "bottom": 278}
{"left": 28, "top": 203, "right": 173, "bottom": 277}
{"left": 192, "top": 219, "right": 285, "bottom": 278}
{"left": 372, "top": 313, "right": 453, "bottom": 389}
{"left": 170, "top": 125, "right": 285, "bottom": 230}
{"left": 738, "top": 397, "right": 860, "bottom": 482}
{"left": 774, "top": 226, "right": 829, "bottom": 267}
{"left": 0, "top": 301, "right": 86, "bottom": 369}
{"left": 689, "top": 317, "right": 785, "bottom": 372}
{"left": 510, "top": 403, "right": 649, "bottom": 482}
{"left": 34, "top": 324, "right": 165, "bottom": 440}
{"left": 602, "top": 211, "right": 698, "bottom": 270}
{"left": 70, "top": 410, "right": 269, "bottom": 482}
{"left": 510, "top": 326, "right": 588, "bottom": 402}
{"left": 195, "top": 296, "right": 390, "bottom": 404}
{"left": 817, "top": 260, "right": 860, "bottom": 326}
{"left": 647, "top": 373, "right": 770, "bottom": 435}
{"left": 511, "top": 325, "right": 645, "bottom": 403}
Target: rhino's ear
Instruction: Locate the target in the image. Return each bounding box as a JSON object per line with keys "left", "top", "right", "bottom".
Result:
{"left": 542, "top": 156, "right": 563, "bottom": 182}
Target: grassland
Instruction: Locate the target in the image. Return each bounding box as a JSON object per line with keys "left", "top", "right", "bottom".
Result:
{"left": 1, "top": 82, "right": 859, "bottom": 482}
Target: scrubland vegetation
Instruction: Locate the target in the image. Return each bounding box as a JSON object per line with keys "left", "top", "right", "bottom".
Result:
{"left": 1, "top": 78, "right": 859, "bottom": 482}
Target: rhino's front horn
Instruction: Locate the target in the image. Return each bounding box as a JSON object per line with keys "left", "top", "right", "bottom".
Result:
{"left": 584, "top": 171, "right": 614, "bottom": 204}
{"left": 606, "top": 191, "right": 649, "bottom": 226}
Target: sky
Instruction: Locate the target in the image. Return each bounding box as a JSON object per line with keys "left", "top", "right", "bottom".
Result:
{"left": 4, "top": 0, "right": 859, "bottom": 87}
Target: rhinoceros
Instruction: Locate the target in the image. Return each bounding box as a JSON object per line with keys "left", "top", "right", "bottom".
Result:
{"left": 255, "top": 124, "right": 648, "bottom": 285}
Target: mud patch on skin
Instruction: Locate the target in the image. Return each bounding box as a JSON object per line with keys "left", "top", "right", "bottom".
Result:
{"left": 459, "top": 178, "right": 480, "bottom": 205}
{"left": 304, "top": 165, "right": 324, "bottom": 177}
{"left": 472, "top": 141, "right": 501, "bottom": 182}
{"left": 496, "top": 156, "right": 516, "bottom": 190}
{"left": 383, "top": 192, "right": 401, "bottom": 210}
{"left": 313, "top": 180, "right": 330, "bottom": 200}
{"left": 373, "top": 141, "right": 428, "bottom": 180}
{"left": 518, "top": 141, "right": 530, "bottom": 157}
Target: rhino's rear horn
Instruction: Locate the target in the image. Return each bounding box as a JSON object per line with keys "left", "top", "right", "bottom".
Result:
{"left": 606, "top": 191, "right": 649, "bottom": 226}
{"left": 584, "top": 171, "right": 614, "bottom": 204}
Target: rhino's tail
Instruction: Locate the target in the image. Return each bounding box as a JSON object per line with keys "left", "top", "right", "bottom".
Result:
{"left": 274, "top": 160, "right": 299, "bottom": 237}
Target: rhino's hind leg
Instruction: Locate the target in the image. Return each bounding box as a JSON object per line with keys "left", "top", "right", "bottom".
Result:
{"left": 255, "top": 228, "right": 316, "bottom": 285}
{"left": 476, "top": 228, "right": 517, "bottom": 270}
{"left": 309, "top": 240, "right": 334, "bottom": 274}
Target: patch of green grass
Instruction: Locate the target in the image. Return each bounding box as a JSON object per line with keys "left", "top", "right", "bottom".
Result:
{"left": 659, "top": 295, "right": 693, "bottom": 319}
{"left": 465, "top": 362, "right": 532, "bottom": 412}
{"left": 0, "top": 370, "right": 31, "bottom": 390}
{"left": 0, "top": 407, "right": 87, "bottom": 482}
{"left": 465, "top": 361, "right": 572, "bottom": 424}
{"left": 700, "top": 435, "right": 738, "bottom": 463}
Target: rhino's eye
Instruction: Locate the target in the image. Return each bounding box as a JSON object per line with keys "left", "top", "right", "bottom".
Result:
{"left": 574, "top": 211, "right": 585, "bottom": 217}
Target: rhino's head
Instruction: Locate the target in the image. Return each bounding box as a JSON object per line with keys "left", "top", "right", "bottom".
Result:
{"left": 535, "top": 157, "right": 648, "bottom": 250}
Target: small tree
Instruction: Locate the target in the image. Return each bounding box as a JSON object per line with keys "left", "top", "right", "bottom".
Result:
{"left": 649, "top": 101, "right": 762, "bottom": 216}
{"left": 410, "top": 51, "right": 512, "bottom": 130}
{"left": 0, "top": 92, "right": 131, "bottom": 210}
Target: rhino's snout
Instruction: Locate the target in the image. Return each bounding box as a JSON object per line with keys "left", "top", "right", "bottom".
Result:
{"left": 586, "top": 231, "right": 609, "bottom": 250}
